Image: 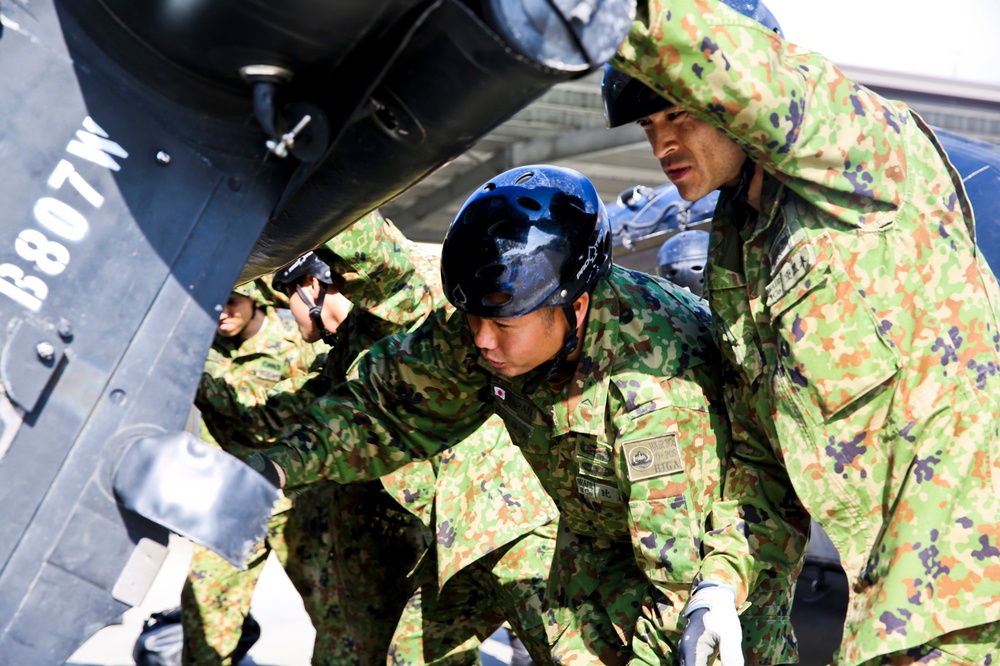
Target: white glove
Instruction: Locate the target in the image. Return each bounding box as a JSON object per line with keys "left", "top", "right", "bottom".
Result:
{"left": 679, "top": 581, "right": 744, "bottom": 666}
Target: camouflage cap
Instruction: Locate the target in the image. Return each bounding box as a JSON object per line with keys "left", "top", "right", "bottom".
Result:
{"left": 231, "top": 274, "right": 288, "bottom": 308}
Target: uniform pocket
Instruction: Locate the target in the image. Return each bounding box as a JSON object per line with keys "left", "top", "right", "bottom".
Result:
{"left": 627, "top": 494, "right": 701, "bottom": 584}
{"left": 767, "top": 233, "right": 901, "bottom": 422}
{"left": 618, "top": 402, "right": 710, "bottom": 586}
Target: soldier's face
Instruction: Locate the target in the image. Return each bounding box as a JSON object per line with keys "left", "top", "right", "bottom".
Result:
{"left": 468, "top": 306, "right": 568, "bottom": 378}
{"left": 218, "top": 294, "right": 255, "bottom": 338}
{"left": 639, "top": 107, "right": 747, "bottom": 201}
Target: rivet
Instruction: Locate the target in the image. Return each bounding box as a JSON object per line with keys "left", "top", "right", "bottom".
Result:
{"left": 35, "top": 341, "right": 55, "bottom": 361}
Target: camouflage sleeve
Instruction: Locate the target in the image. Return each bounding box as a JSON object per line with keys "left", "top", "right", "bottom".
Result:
{"left": 263, "top": 308, "right": 494, "bottom": 488}
{"left": 614, "top": 0, "right": 908, "bottom": 225}
{"left": 196, "top": 310, "right": 321, "bottom": 453}
{"left": 714, "top": 373, "right": 808, "bottom": 663}
{"left": 323, "top": 209, "right": 443, "bottom": 336}
{"left": 196, "top": 371, "right": 320, "bottom": 449}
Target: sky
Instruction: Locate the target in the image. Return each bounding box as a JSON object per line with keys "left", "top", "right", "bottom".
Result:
{"left": 763, "top": 0, "right": 1000, "bottom": 87}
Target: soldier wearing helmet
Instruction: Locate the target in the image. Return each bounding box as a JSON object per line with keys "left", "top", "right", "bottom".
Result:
{"left": 271, "top": 250, "right": 352, "bottom": 347}
{"left": 181, "top": 273, "right": 319, "bottom": 665}
{"left": 198, "top": 210, "right": 559, "bottom": 664}
{"left": 608, "top": 1, "right": 1000, "bottom": 664}
{"left": 240, "top": 165, "right": 795, "bottom": 663}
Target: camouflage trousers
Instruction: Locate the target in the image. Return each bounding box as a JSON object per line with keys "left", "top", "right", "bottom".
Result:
{"left": 180, "top": 497, "right": 291, "bottom": 666}
{"left": 182, "top": 480, "right": 427, "bottom": 665}
{"left": 388, "top": 520, "right": 558, "bottom": 665}
{"left": 314, "top": 479, "right": 430, "bottom": 665}
{"left": 858, "top": 622, "right": 1000, "bottom": 666}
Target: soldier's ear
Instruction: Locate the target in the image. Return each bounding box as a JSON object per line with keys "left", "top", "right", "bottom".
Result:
{"left": 299, "top": 275, "right": 321, "bottom": 299}
{"left": 572, "top": 292, "right": 590, "bottom": 331}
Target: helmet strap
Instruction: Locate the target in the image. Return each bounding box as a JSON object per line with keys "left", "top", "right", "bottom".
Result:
{"left": 522, "top": 304, "right": 580, "bottom": 395}
{"left": 295, "top": 283, "right": 338, "bottom": 347}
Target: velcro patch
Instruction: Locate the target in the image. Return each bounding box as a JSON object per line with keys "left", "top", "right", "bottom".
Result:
{"left": 576, "top": 476, "right": 623, "bottom": 505}
{"left": 765, "top": 244, "right": 815, "bottom": 308}
{"left": 623, "top": 433, "right": 683, "bottom": 482}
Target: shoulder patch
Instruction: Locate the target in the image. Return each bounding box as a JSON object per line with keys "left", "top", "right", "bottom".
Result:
{"left": 623, "top": 433, "right": 683, "bottom": 482}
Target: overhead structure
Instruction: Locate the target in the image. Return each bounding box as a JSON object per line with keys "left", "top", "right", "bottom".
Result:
{"left": 0, "top": 0, "right": 632, "bottom": 662}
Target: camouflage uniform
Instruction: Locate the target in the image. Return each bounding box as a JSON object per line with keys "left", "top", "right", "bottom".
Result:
{"left": 384, "top": 415, "right": 559, "bottom": 665}
{"left": 199, "top": 211, "right": 558, "bottom": 664}
{"left": 183, "top": 288, "right": 318, "bottom": 665}
{"left": 258, "top": 264, "right": 797, "bottom": 664}
{"left": 613, "top": 1, "right": 1000, "bottom": 663}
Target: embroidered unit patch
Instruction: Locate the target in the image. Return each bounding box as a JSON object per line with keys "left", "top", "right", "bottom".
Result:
{"left": 623, "top": 433, "right": 683, "bottom": 482}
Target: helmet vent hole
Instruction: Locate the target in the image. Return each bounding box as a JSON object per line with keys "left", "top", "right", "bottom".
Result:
{"left": 483, "top": 292, "right": 512, "bottom": 306}
{"left": 517, "top": 197, "right": 542, "bottom": 211}
{"left": 514, "top": 171, "right": 534, "bottom": 185}
{"left": 476, "top": 264, "right": 506, "bottom": 281}
{"left": 483, "top": 183, "right": 496, "bottom": 191}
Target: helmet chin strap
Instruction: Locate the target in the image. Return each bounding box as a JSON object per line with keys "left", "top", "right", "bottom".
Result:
{"left": 295, "top": 283, "right": 338, "bottom": 347}
{"left": 522, "top": 304, "right": 579, "bottom": 395}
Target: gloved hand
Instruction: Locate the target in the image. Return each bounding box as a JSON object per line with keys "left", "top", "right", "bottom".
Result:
{"left": 246, "top": 452, "right": 284, "bottom": 488}
{"left": 679, "top": 581, "right": 743, "bottom": 666}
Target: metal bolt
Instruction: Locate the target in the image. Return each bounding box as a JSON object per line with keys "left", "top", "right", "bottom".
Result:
{"left": 58, "top": 318, "right": 73, "bottom": 339}
{"left": 156, "top": 151, "right": 171, "bottom": 166}
{"left": 36, "top": 341, "right": 55, "bottom": 361}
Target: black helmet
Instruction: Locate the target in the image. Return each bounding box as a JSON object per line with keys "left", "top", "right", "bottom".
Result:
{"left": 441, "top": 165, "right": 612, "bottom": 319}
{"left": 272, "top": 250, "right": 339, "bottom": 346}
{"left": 602, "top": 0, "right": 783, "bottom": 128}
{"left": 442, "top": 165, "right": 611, "bottom": 393}
{"left": 602, "top": 65, "right": 674, "bottom": 129}
{"left": 271, "top": 251, "right": 334, "bottom": 294}
{"left": 657, "top": 230, "right": 710, "bottom": 297}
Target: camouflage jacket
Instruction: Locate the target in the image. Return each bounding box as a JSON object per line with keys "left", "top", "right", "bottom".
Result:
{"left": 198, "top": 210, "right": 556, "bottom": 588}
{"left": 615, "top": 1, "right": 1000, "bottom": 663}
{"left": 199, "top": 305, "right": 317, "bottom": 461}
{"left": 262, "top": 265, "right": 795, "bottom": 658}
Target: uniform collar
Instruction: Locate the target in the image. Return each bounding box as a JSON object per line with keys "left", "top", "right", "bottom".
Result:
{"left": 544, "top": 276, "right": 617, "bottom": 439}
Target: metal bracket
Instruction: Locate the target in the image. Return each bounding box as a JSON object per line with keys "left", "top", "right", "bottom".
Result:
{"left": 1, "top": 317, "right": 67, "bottom": 413}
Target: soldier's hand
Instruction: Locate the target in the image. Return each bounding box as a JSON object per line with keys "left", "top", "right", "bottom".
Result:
{"left": 679, "top": 582, "right": 743, "bottom": 666}
{"left": 246, "top": 452, "right": 285, "bottom": 488}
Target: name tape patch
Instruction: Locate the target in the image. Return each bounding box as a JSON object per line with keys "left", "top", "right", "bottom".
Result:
{"left": 576, "top": 476, "right": 623, "bottom": 505}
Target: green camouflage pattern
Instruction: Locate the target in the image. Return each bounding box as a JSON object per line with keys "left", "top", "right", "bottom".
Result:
{"left": 859, "top": 622, "right": 1000, "bottom": 665}
{"left": 261, "top": 265, "right": 797, "bottom": 662}
{"left": 381, "top": 414, "right": 558, "bottom": 590}
{"left": 182, "top": 507, "right": 290, "bottom": 665}
{"left": 184, "top": 303, "right": 316, "bottom": 664}
{"left": 614, "top": 1, "right": 1000, "bottom": 663}
{"left": 288, "top": 477, "right": 431, "bottom": 665}
{"left": 231, "top": 274, "right": 284, "bottom": 308}
{"left": 198, "top": 210, "right": 559, "bottom": 663}
{"left": 389, "top": 520, "right": 559, "bottom": 665}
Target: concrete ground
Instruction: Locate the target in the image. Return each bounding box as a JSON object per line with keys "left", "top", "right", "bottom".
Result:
{"left": 65, "top": 534, "right": 513, "bottom": 666}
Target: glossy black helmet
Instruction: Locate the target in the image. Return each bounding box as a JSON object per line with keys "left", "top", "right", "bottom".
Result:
{"left": 441, "top": 165, "right": 612, "bottom": 319}
{"left": 602, "top": 0, "right": 783, "bottom": 128}
{"left": 271, "top": 250, "right": 334, "bottom": 295}
{"left": 657, "top": 230, "right": 710, "bottom": 297}
{"left": 271, "top": 249, "right": 339, "bottom": 345}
